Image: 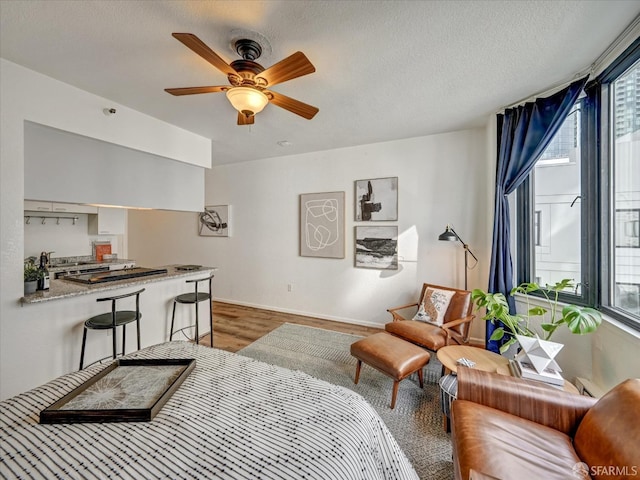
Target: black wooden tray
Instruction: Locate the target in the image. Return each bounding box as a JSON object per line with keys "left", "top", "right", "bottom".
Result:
{"left": 40, "top": 358, "right": 195, "bottom": 424}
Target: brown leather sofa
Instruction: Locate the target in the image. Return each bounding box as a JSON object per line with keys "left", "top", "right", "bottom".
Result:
{"left": 451, "top": 368, "right": 640, "bottom": 480}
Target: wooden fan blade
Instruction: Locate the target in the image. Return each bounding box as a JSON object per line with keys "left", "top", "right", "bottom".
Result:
{"left": 165, "top": 86, "right": 228, "bottom": 96}
{"left": 267, "top": 91, "right": 318, "bottom": 120}
{"left": 238, "top": 112, "right": 255, "bottom": 125}
{"left": 172, "top": 33, "right": 237, "bottom": 77}
{"left": 257, "top": 52, "right": 315, "bottom": 87}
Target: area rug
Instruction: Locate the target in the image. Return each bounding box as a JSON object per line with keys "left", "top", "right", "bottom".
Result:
{"left": 239, "top": 323, "right": 453, "bottom": 480}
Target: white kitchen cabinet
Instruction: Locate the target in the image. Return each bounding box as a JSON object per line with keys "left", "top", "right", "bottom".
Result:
{"left": 24, "top": 200, "right": 52, "bottom": 212}
{"left": 51, "top": 202, "right": 98, "bottom": 214}
{"left": 88, "top": 207, "right": 126, "bottom": 235}
{"left": 24, "top": 200, "right": 98, "bottom": 214}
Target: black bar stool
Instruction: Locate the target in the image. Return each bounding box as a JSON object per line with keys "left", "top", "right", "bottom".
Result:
{"left": 79, "top": 288, "right": 145, "bottom": 370}
{"left": 169, "top": 273, "right": 215, "bottom": 347}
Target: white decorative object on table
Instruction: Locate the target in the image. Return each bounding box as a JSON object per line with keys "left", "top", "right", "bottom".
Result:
{"left": 515, "top": 334, "right": 563, "bottom": 373}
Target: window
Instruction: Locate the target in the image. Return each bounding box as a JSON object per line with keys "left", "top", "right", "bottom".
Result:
{"left": 516, "top": 38, "right": 640, "bottom": 329}
{"left": 517, "top": 103, "right": 588, "bottom": 300}
{"left": 610, "top": 58, "right": 640, "bottom": 320}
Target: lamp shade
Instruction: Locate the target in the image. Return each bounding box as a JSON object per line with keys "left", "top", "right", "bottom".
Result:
{"left": 226, "top": 87, "right": 269, "bottom": 117}
{"left": 438, "top": 226, "right": 457, "bottom": 241}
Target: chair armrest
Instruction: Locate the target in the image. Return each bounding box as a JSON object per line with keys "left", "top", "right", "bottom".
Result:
{"left": 441, "top": 315, "right": 475, "bottom": 331}
{"left": 456, "top": 367, "right": 597, "bottom": 435}
{"left": 442, "top": 315, "right": 475, "bottom": 345}
{"left": 387, "top": 303, "right": 419, "bottom": 322}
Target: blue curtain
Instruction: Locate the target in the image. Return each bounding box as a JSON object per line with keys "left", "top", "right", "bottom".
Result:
{"left": 486, "top": 76, "right": 588, "bottom": 353}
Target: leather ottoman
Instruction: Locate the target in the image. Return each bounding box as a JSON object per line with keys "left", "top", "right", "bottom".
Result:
{"left": 350, "top": 332, "right": 430, "bottom": 408}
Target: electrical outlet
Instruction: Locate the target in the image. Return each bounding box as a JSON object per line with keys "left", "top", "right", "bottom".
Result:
{"left": 287, "top": 283, "right": 293, "bottom": 292}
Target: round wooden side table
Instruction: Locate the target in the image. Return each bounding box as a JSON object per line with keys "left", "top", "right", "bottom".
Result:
{"left": 436, "top": 345, "right": 579, "bottom": 432}
{"left": 437, "top": 345, "right": 511, "bottom": 375}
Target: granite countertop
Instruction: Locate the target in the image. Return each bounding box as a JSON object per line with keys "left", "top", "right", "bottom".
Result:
{"left": 22, "top": 265, "right": 217, "bottom": 304}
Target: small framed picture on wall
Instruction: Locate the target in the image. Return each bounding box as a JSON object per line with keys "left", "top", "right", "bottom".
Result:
{"left": 355, "top": 177, "right": 398, "bottom": 221}
{"left": 199, "top": 205, "right": 230, "bottom": 237}
{"left": 355, "top": 226, "right": 398, "bottom": 269}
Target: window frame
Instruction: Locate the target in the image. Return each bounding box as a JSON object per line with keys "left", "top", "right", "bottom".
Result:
{"left": 597, "top": 38, "right": 640, "bottom": 328}
{"left": 515, "top": 37, "right": 640, "bottom": 330}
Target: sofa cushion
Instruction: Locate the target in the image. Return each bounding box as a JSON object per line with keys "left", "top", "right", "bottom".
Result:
{"left": 452, "top": 400, "right": 584, "bottom": 480}
{"left": 573, "top": 378, "right": 640, "bottom": 478}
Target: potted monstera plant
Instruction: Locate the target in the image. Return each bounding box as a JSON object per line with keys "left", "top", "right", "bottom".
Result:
{"left": 471, "top": 279, "right": 603, "bottom": 355}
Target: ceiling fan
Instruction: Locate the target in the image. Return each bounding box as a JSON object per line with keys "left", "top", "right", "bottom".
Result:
{"left": 165, "top": 33, "right": 319, "bottom": 125}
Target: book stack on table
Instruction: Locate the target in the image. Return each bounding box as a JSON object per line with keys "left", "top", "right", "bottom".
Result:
{"left": 509, "top": 358, "right": 565, "bottom": 386}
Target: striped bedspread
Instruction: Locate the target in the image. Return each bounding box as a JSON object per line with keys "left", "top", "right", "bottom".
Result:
{"left": 1, "top": 342, "right": 418, "bottom": 480}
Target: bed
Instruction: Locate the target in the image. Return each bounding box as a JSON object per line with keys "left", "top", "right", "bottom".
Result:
{"left": 0, "top": 341, "right": 418, "bottom": 479}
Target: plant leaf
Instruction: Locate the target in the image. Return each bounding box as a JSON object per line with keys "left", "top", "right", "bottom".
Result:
{"left": 499, "top": 337, "right": 517, "bottom": 354}
{"left": 511, "top": 282, "right": 540, "bottom": 295}
{"left": 489, "top": 328, "right": 505, "bottom": 341}
{"left": 562, "top": 305, "right": 602, "bottom": 334}
{"left": 528, "top": 306, "right": 547, "bottom": 316}
{"left": 550, "top": 279, "right": 574, "bottom": 291}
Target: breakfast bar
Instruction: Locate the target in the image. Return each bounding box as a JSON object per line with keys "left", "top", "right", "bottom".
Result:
{"left": 21, "top": 265, "right": 215, "bottom": 304}
{"left": 15, "top": 265, "right": 217, "bottom": 397}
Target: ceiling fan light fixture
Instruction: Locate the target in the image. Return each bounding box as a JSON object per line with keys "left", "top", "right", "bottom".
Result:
{"left": 226, "top": 86, "right": 269, "bottom": 117}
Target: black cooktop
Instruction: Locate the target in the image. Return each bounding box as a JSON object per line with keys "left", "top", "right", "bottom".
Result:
{"left": 63, "top": 267, "right": 168, "bottom": 284}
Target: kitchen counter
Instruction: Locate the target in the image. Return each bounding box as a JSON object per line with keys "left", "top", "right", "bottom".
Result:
{"left": 48, "top": 258, "right": 136, "bottom": 274}
{"left": 21, "top": 265, "right": 217, "bottom": 304}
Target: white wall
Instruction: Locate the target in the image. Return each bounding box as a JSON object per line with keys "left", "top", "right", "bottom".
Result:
{"left": 129, "top": 129, "right": 493, "bottom": 338}
{"left": 591, "top": 318, "right": 640, "bottom": 392}
{"left": 0, "top": 60, "right": 211, "bottom": 400}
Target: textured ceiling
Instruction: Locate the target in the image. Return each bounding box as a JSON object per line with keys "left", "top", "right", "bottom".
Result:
{"left": 1, "top": 0, "right": 639, "bottom": 165}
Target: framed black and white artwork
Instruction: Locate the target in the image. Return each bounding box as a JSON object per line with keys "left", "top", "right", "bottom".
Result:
{"left": 355, "top": 226, "right": 398, "bottom": 269}
{"left": 199, "top": 205, "right": 230, "bottom": 237}
{"left": 300, "top": 192, "right": 345, "bottom": 258}
{"left": 355, "top": 177, "right": 398, "bottom": 221}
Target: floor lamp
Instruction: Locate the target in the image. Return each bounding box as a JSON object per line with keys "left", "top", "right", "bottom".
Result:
{"left": 438, "top": 225, "right": 478, "bottom": 290}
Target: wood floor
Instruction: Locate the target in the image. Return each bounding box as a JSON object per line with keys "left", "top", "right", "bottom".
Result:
{"left": 198, "top": 301, "right": 383, "bottom": 352}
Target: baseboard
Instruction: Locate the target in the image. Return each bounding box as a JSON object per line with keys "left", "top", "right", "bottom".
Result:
{"left": 212, "top": 297, "right": 384, "bottom": 329}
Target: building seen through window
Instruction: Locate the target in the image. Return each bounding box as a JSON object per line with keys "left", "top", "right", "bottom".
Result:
{"left": 612, "top": 59, "right": 640, "bottom": 316}
{"left": 531, "top": 107, "right": 582, "bottom": 294}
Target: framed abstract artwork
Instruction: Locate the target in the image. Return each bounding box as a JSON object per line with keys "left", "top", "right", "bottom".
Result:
{"left": 199, "top": 205, "right": 230, "bottom": 237}
{"left": 300, "top": 192, "right": 345, "bottom": 258}
{"left": 355, "top": 177, "right": 398, "bottom": 221}
{"left": 355, "top": 226, "right": 398, "bottom": 269}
